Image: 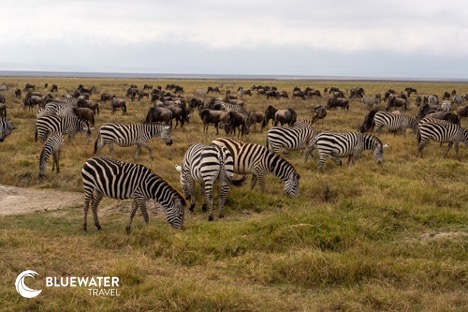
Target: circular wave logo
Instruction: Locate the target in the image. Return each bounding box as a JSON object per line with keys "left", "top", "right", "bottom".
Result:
{"left": 15, "top": 270, "right": 42, "bottom": 298}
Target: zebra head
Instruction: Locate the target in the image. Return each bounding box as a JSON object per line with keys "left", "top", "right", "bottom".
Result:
{"left": 284, "top": 172, "right": 300, "bottom": 198}
{"left": 373, "top": 143, "right": 388, "bottom": 165}
{"left": 162, "top": 126, "right": 173, "bottom": 146}
{"left": 166, "top": 194, "right": 187, "bottom": 230}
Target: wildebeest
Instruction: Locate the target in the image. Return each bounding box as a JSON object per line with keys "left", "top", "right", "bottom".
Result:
{"left": 247, "top": 111, "right": 266, "bottom": 133}
{"left": 111, "top": 96, "right": 127, "bottom": 114}
{"left": 198, "top": 108, "right": 230, "bottom": 134}
{"left": 207, "top": 86, "right": 221, "bottom": 94}
{"left": 386, "top": 94, "right": 407, "bottom": 111}
{"left": 77, "top": 99, "right": 100, "bottom": 115}
{"left": 73, "top": 107, "right": 96, "bottom": 127}
{"left": 327, "top": 97, "right": 349, "bottom": 110}
{"left": 262, "top": 105, "right": 278, "bottom": 128}
{"left": 457, "top": 106, "right": 468, "bottom": 119}
{"left": 405, "top": 87, "right": 417, "bottom": 97}
{"left": 292, "top": 90, "right": 306, "bottom": 100}
{"left": 100, "top": 92, "right": 113, "bottom": 103}
{"left": 274, "top": 108, "right": 297, "bottom": 126}
{"left": 349, "top": 87, "right": 365, "bottom": 98}
{"left": 23, "top": 92, "right": 43, "bottom": 111}
{"left": 0, "top": 94, "right": 4, "bottom": 104}
{"left": 0, "top": 103, "right": 7, "bottom": 117}
{"left": 24, "top": 83, "right": 35, "bottom": 91}
{"left": 50, "top": 84, "right": 58, "bottom": 92}
{"left": 312, "top": 106, "right": 327, "bottom": 125}
{"left": 15, "top": 89, "right": 22, "bottom": 98}
{"left": 166, "top": 105, "right": 189, "bottom": 128}
{"left": 145, "top": 106, "right": 173, "bottom": 126}
{"left": 223, "top": 110, "right": 249, "bottom": 137}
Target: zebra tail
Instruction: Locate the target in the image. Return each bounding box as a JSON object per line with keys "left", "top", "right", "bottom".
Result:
{"left": 94, "top": 132, "right": 101, "bottom": 154}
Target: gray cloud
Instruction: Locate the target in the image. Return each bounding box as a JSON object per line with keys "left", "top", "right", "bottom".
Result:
{"left": 1, "top": 0, "right": 468, "bottom": 79}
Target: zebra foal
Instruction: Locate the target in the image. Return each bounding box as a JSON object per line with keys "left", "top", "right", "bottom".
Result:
{"left": 39, "top": 132, "right": 64, "bottom": 177}
{"left": 176, "top": 143, "right": 245, "bottom": 221}
{"left": 94, "top": 123, "right": 173, "bottom": 159}
{"left": 82, "top": 157, "right": 187, "bottom": 234}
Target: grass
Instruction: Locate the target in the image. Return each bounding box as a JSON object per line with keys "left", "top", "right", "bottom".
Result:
{"left": 0, "top": 77, "right": 467, "bottom": 311}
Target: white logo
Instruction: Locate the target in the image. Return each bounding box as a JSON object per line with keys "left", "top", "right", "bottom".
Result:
{"left": 15, "top": 270, "right": 42, "bottom": 298}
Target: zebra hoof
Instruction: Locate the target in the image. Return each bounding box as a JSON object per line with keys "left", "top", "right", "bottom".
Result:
{"left": 218, "top": 213, "right": 224, "bottom": 219}
{"left": 202, "top": 204, "right": 207, "bottom": 212}
{"left": 208, "top": 215, "right": 214, "bottom": 221}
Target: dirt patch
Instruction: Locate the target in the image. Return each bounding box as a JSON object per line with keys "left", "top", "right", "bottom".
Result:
{"left": 0, "top": 184, "right": 82, "bottom": 215}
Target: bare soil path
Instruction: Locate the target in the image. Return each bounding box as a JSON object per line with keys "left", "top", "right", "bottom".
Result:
{"left": 0, "top": 184, "right": 82, "bottom": 215}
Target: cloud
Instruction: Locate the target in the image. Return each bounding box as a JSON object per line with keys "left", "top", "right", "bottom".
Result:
{"left": 1, "top": 0, "right": 468, "bottom": 78}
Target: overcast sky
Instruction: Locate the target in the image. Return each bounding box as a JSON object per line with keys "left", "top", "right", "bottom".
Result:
{"left": 1, "top": 0, "right": 468, "bottom": 79}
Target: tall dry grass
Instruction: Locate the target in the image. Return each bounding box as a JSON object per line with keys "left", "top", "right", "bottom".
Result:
{"left": 0, "top": 77, "right": 467, "bottom": 311}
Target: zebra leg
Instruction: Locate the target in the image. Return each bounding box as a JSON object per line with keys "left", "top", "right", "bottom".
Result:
{"left": 205, "top": 186, "right": 214, "bottom": 221}
{"left": 418, "top": 140, "right": 427, "bottom": 158}
{"left": 56, "top": 149, "right": 61, "bottom": 173}
{"left": 201, "top": 182, "right": 208, "bottom": 212}
{"left": 454, "top": 142, "right": 460, "bottom": 160}
{"left": 317, "top": 154, "right": 327, "bottom": 172}
{"left": 139, "top": 142, "right": 153, "bottom": 160}
{"left": 83, "top": 190, "right": 93, "bottom": 232}
{"left": 250, "top": 175, "right": 258, "bottom": 189}
{"left": 444, "top": 142, "right": 454, "bottom": 158}
{"left": 138, "top": 200, "right": 150, "bottom": 224}
{"left": 126, "top": 200, "right": 140, "bottom": 235}
{"left": 91, "top": 191, "right": 104, "bottom": 231}
{"left": 218, "top": 182, "right": 230, "bottom": 219}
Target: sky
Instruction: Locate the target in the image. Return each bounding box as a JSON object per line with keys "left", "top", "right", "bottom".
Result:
{"left": 1, "top": 0, "right": 468, "bottom": 79}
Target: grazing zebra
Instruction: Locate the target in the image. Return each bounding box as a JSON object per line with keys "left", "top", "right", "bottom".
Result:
{"left": 0, "top": 117, "right": 15, "bottom": 142}
{"left": 306, "top": 132, "right": 386, "bottom": 172}
{"left": 39, "top": 132, "right": 64, "bottom": 177}
{"left": 360, "top": 95, "right": 381, "bottom": 109}
{"left": 94, "top": 123, "right": 173, "bottom": 159}
{"left": 220, "top": 102, "right": 248, "bottom": 117}
{"left": 177, "top": 143, "right": 246, "bottom": 221}
{"left": 81, "top": 156, "right": 187, "bottom": 234}
{"left": 266, "top": 124, "right": 316, "bottom": 154}
{"left": 212, "top": 138, "right": 300, "bottom": 197}
{"left": 360, "top": 110, "right": 418, "bottom": 135}
{"left": 417, "top": 122, "right": 468, "bottom": 160}
{"left": 35, "top": 114, "right": 90, "bottom": 142}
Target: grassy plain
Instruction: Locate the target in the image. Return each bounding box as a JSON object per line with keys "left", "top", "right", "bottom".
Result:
{"left": 0, "top": 77, "right": 467, "bottom": 311}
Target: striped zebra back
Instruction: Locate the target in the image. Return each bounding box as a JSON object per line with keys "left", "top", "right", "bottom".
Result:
{"left": 82, "top": 156, "right": 187, "bottom": 229}
{"left": 266, "top": 125, "right": 316, "bottom": 154}
{"left": 374, "top": 111, "right": 418, "bottom": 134}
{"left": 418, "top": 121, "right": 467, "bottom": 144}
{"left": 36, "top": 114, "right": 88, "bottom": 141}
{"left": 221, "top": 102, "right": 248, "bottom": 117}
{"left": 97, "top": 123, "right": 173, "bottom": 147}
{"left": 212, "top": 138, "right": 300, "bottom": 197}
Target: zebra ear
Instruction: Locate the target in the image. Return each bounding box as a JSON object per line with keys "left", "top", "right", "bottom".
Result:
{"left": 175, "top": 165, "right": 182, "bottom": 172}
{"left": 383, "top": 144, "right": 389, "bottom": 148}
{"left": 164, "top": 126, "right": 171, "bottom": 130}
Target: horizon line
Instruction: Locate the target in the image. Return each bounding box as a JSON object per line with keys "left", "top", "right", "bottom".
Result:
{"left": 1, "top": 70, "right": 467, "bottom": 83}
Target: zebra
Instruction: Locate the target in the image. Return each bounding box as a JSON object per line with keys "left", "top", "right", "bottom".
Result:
{"left": 360, "top": 110, "right": 418, "bottom": 136}
{"left": 266, "top": 123, "right": 316, "bottom": 154}
{"left": 440, "top": 100, "right": 451, "bottom": 112}
{"left": 360, "top": 95, "right": 381, "bottom": 109}
{"left": 417, "top": 122, "right": 468, "bottom": 160}
{"left": 81, "top": 156, "right": 187, "bottom": 234}
{"left": 94, "top": 123, "right": 173, "bottom": 159}
{"left": 176, "top": 143, "right": 246, "bottom": 221}
{"left": 0, "top": 117, "right": 15, "bottom": 142}
{"left": 35, "top": 114, "right": 90, "bottom": 142}
{"left": 220, "top": 101, "right": 248, "bottom": 117}
{"left": 306, "top": 132, "right": 386, "bottom": 172}
{"left": 39, "top": 132, "right": 64, "bottom": 177}
{"left": 212, "top": 138, "right": 300, "bottom": 197}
